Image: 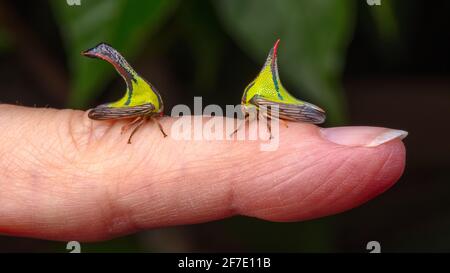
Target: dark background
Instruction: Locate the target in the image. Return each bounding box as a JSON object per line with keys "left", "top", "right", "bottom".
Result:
{"left": 0, "top": 0, "right": 449, "bottom": 252}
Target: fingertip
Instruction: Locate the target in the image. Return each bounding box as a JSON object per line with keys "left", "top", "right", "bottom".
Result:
{"left": 361, "top": 139, "right": 406, "bottom": 200}
{"left": 236, "top": 127, "right": 407, "bottom": 222}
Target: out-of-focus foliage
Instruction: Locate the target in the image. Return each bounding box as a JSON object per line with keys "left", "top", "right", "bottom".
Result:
{"left": 0, "top": 27, "right": 11, "bottom": 52}
{"left": 178, "top": 1, "right": 226, "bottom": 94}
{"left": 50, "top": 0, "right": 355, "bottom": 123}
{"left": 369, "top": 0, "right": 399, "bottom": 44}
{"left": 214, "top": 0, "right": 355, "bottom": 123}
{"left": 50, "top": 0, "right": 178, "bottom": 108}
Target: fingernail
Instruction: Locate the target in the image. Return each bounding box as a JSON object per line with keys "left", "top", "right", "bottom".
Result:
{"left": 320, "top": 126, "right": 408, "bottom": 147}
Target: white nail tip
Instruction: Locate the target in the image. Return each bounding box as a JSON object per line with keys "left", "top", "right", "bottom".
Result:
{"left": 365, "top": 130, "right": 408, "bottom": 147}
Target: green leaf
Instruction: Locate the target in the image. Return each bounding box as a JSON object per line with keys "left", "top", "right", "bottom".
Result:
{"left": 51, "top": 0, "right": 178, "bottom": 108}
{"left": 214, "top": 0, "right": 355, "bottom": 123}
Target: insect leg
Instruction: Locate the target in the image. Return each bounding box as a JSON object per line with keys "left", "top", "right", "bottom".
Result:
{"left": 127, "top": 117, "right": 146, "bottom": 144}
{"left": 266, "top": 117, "right": 273, "bottom": 139}
{"left": 121, "top": 116, "right": 143, "bottom": 135}
{"left": 151, "top": 117, "right": 168, "bottom": 138}
{"left": 230, "top": 112, "right": 249, "bottom": 137}
{"left": 258, "top": 108, "right": 273, "bottom": 140}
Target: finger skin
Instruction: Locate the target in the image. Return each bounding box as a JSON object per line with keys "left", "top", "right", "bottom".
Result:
{"left": 0, "top": 105, "right": 406, "bottom": 241}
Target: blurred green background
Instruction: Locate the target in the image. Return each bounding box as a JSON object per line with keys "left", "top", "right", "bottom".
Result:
{"left": 0, "top": 0, "right": 449, "bottom": 252}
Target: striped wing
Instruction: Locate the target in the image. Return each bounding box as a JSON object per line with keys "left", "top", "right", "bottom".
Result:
{"left": 88, "top": 103, "right": 155, "bottom": 120}
{"left": 251, "top": 95, "right": 325, "bottom": 124}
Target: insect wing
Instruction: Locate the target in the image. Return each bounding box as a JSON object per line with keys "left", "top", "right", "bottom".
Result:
{"left": 88, "top": 103, "right": 155, "bottom": 120}
{"left": 251, "top": 95, "right": 325, "bottom": 124}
